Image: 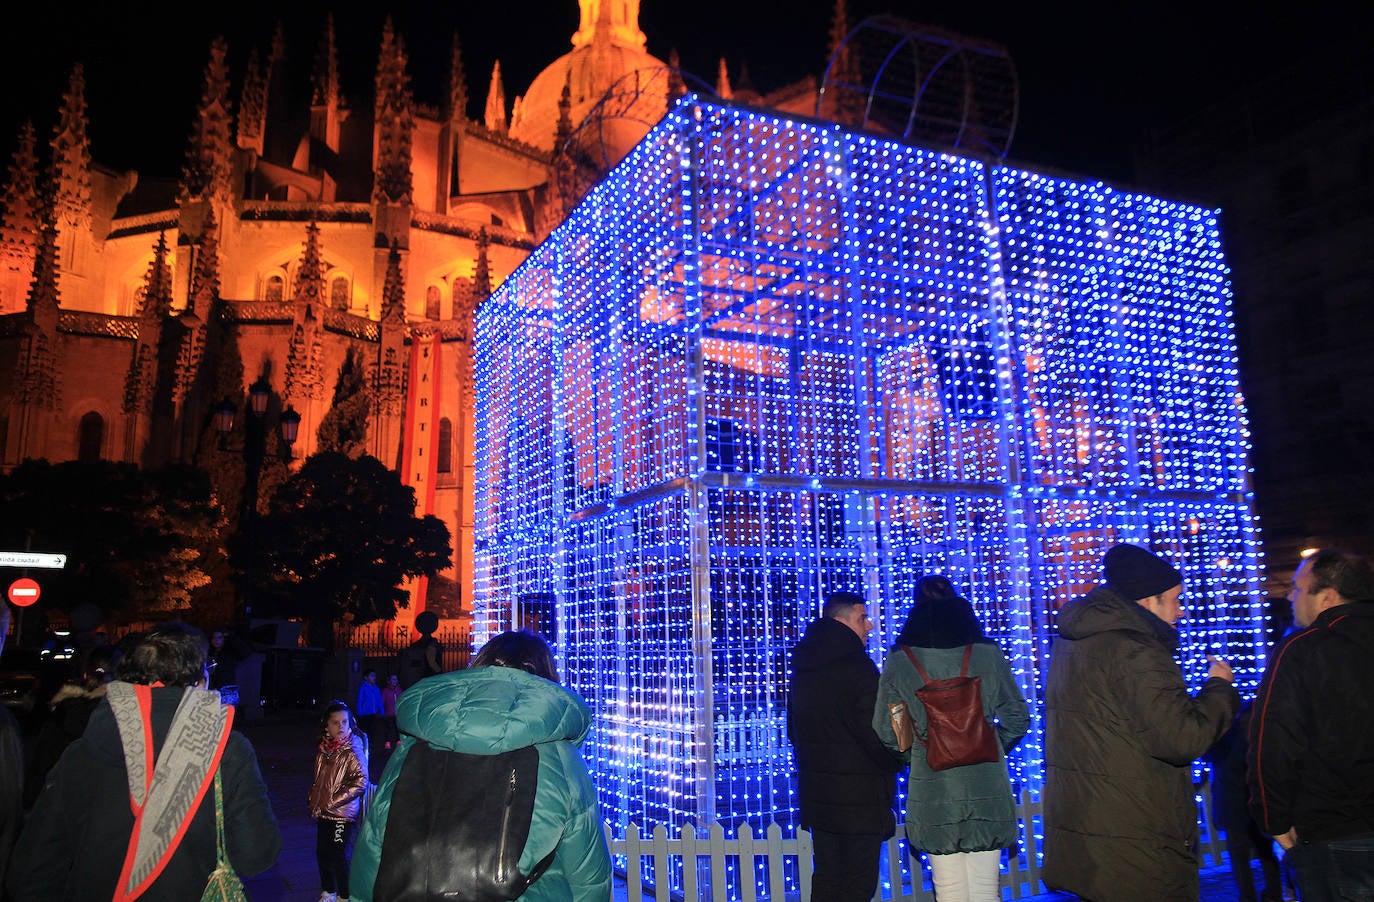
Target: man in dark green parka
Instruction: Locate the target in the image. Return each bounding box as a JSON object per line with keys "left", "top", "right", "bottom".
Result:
{"left": 1043, "top": 543, "right": 1240, "bottom": 901}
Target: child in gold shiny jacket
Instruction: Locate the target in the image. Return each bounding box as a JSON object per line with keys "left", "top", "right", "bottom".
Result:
{"left": 308, "top": 700, "right": 369, "bottom": 902}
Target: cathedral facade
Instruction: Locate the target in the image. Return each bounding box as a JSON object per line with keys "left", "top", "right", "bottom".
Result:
{"left": 0, "top": 0, "right": 830, "bottom": 630}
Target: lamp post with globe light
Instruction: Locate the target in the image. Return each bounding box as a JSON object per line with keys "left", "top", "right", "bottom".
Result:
{"left": 212, "top": 377, "right": 302, "bottom": 622}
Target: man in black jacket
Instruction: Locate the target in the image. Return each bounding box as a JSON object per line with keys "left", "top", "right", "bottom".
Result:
{"left": 788, "top": 591, "right": 901, "bottom": 902}
{"left": 1248, "top": 548, "right": 1374, "bottom": 901}
{"left": 8, "top": 621, "right": 281, "bottom": 901}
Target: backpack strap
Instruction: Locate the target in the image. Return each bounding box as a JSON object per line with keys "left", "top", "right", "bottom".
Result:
{"left": 900, "top": 645, "right": 930, "bottom": 683}
{"left": 903, "top": 644, "right": 975, "bottom": 680}
{"left": 108, "top": 682, "right": 234, "bottom": 902}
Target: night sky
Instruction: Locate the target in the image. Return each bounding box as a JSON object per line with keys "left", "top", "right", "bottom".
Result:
{"left": 0, "top": 1, "right": 1359, "bottom": 188}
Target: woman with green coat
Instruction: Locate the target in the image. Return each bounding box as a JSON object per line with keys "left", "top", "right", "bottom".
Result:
{"left": 349, "top": 630, "right": 611, "bottom": 901}
{"left": 873, "top": 577, "right": 1030, "bottom": 902}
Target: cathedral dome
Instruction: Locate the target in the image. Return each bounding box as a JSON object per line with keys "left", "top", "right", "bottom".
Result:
{"left": 508, "top": 0, "right": 669, "bottom": 164}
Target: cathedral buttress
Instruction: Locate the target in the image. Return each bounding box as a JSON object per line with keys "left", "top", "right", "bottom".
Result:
{"left": 0, "top": 121, "right": 39, "bottom": 315}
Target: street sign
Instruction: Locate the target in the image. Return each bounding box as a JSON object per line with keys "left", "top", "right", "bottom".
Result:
{"left": 0, "top": 551, "right": 67, "bottom": 569}
{"left": 7, "top": 577, "right": 40, "bottom": 607}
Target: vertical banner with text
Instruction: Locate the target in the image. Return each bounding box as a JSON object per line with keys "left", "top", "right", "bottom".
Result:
{"left": 400, "top": 333, "right": 442, "bottom": 623}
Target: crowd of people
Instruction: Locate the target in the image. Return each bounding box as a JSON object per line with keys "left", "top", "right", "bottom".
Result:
{"left": 0, "top": 540, "right": 1369, "bottom": 900}
{"left": 788, "top": 543, "right": 1374, "bottom": 902}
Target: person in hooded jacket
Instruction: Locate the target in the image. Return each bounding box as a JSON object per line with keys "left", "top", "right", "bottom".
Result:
{"left": 873, "top": 576, "right": 1030, "bottom": 902}
{"left": 787, "top": 590, "right": 902, "bottom": 902}
{"left": 349, "top": 630, "right": 610, "bottom": 901}
{"left": 7, "top": 621, "right": 281, "bottom": 902}
{"left": 1043, "top": 543, "right": 1239, "bottom": 902}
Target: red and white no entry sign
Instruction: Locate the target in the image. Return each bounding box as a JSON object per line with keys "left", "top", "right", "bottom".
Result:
{"left": 6, "top": 577, "right": 40, "bottom": 606}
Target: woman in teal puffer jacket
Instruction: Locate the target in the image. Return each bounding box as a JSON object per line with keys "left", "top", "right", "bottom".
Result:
{"left": 349, "top": 631, "right": 611, "bottom": 901}
{"left": 873, "top": 577, "right": 1030, "bottom": 902}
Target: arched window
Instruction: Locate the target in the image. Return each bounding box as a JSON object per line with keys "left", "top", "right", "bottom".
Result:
{"left": 425, "top": 285, "right": 442, "bottom": 320}
{"left": 330, "top": 276, "right": 350, "bottom": 310}
{"left": 78, "top": 411, "right": 104, "bottom": 463}
{"left": 264, "top": 274, "right": 285, "bottom": 301}
{"left": 437, "top": 417, "right": 453, "bottom": 473}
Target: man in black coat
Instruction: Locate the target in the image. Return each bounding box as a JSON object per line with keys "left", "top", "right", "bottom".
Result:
{"left": 788, "top": 591, "right": 901, "bottom": 902}
{"left": 1248, "top": 548, "right": 1374, "bottom": 901}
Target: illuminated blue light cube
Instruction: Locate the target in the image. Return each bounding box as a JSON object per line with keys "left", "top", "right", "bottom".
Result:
{"left": 474, "top": 98, "right": 1263, "bottom": 851}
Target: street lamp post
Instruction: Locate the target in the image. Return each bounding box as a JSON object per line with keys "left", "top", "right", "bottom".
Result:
{"left": 213, "top": 378, "right": 302, "bottom": 622}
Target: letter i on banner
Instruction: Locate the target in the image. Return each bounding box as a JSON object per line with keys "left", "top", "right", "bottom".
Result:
{"left": 401, "top": 333, "right": 442, "bottom": 613}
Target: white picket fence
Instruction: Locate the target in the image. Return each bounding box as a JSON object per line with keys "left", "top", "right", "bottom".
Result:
{"left": 606, "top": 785, "right": 1228, "bottom": 901}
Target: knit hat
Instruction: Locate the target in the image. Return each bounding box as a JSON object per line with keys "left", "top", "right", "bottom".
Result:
{"left": 1103, "top": 543, "right": 1183, "bottom": 601}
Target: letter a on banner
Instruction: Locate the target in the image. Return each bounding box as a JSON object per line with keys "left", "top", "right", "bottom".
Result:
{"left": 401, "top": 333, "right": 442, "bottom": 615}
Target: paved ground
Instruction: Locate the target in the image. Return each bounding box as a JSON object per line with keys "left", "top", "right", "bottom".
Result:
{"left": 236, "top": 706, "right": 1279, "bottom": 901}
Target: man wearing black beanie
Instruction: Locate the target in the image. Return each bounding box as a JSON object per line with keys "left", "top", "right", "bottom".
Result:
{"left": 1042, "top": 542, "right": 1240, "bottom": 901}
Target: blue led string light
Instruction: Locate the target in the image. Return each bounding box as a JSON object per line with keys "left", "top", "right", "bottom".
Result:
{"left": 474, "top": 96, "right": 1263, "bottom": 899}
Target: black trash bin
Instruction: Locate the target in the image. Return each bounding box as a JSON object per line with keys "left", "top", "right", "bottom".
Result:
{"left": 264, "top": 647, "right": 326, "bottom": 709}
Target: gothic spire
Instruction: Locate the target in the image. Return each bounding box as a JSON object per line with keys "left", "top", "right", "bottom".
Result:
{"left": 180, "top": 37, "right": 234, "bottom": 205}
{"left": 667, "top": 50, "right": 687, "bottom": 100}
{"left": 372, "top": 16, "right": 415, "bottom": 205}
{"left": 448, "top": 33, "right": 469, "bottom": 123}
{"left": 381, "top": 240, "right": 406, "bottom": 325}
{"left": 18, "top": 193, "right": 59, "bottom": 408}
{"left": 294, "top": 219, "right": 325, "bottom": 311}
{"left": 26, "top": 185, "right": 61, "bottom": 325}
{"left": 124, "top": 232, "right": 171, "bottom": 415}
{"left": 375, "top": 241, "right": 408, "bottom": 416}
{"left": 554, "top": 70, "right": 573, "bottom": 150}
{"left": 187, "top": 206, "right": 221, "bottom": 320}
{"left": 0, "top": 121, "right": 40, "bottom": 314}
{"left": 715, "top": 58, "right": 733, "bottom": 100}
{"left": 140, "top": 231, "right": 174, "bottom": 318}
{"left": 484, "top": 61, "right": 507, "bottom": 133}
{"left": 237, "top": 47, "right": 269, "bottom": 154}
{"left": 50, "top": 64, "right": 92, "bottom": 236}
{"left": 312, "top": 12, "right": 340, "bottom": 108}
{"left": 176, "top": 209, "right": 218, "bottom": 402}
{"left": 825, "top": 0, "right": 863, "bottom": 124}
{"left": 286, "top": 222, "right": 326, "bottom": 403}
{"left": 473, "top": 227, "right": 492, "bottom": 300}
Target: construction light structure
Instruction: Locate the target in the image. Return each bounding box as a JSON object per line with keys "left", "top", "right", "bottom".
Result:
{"left": 473, "top": 96, "right": 1263, "bottom": 894}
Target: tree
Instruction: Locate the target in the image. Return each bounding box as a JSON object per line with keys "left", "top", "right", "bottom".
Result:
{"left": 249, "top": 452, "right": 451, "bottom": 649}
{"left": 316, "top": 343, "right": 370, "bottom": 457}
{"left": 0, "top": 460, "right": 225, "bottom": 626}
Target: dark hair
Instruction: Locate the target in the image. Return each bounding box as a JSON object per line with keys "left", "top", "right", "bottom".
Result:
{"left": 363, "top": 668, "right": 377, "bottom": 679}
{"left": 116, "top": 621, "right": 208, "bottom": 687}
{"left": 471, "top": 630, "right": 558, "bottom": 682}
{"left": 321, "top": 700, "right": 356, "bottom": 738}
{"left": 916, "top": 574, "right": 959, "bottom": 600}
{"left": 896, "top": 594, "right": 989, "bottom": 649}
{"left": 822, "top": 590, "right": 865, "bottom": 620}
{"left": 1307, "top": 548, "right": 1374, "bottom": 602}
{"left": 83, "top": 644, "right": 122, "bottom": 689}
